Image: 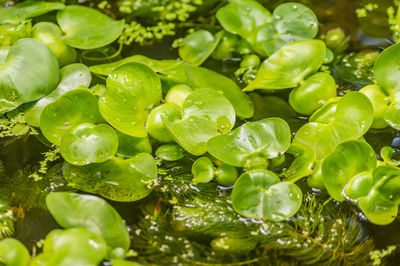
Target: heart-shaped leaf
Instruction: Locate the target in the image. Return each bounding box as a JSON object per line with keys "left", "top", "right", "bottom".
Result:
{"left": 40, "top": 88, "right": 102, "bottom": 145}
{"left": 179, "top": 30, "right": 221, "bottom": 66}
{"left": 99, "top": 62, "right": 162, "bottom": 138}
{"left": 31, "top": 22, "right": 78, "bottom": 67}
{"left": 60, "top": 123, "right": 118, "bottom": 166}
{"left": 89, "top": 56, "right": 254, "bottom": 119}
{"left": 0, "top": 1, "right": 65, "bottom": 24}
{"left": 231, "top": 169, "right": 302, "bottom": 221}
{"left": 31, "top": 228, "right": 108, "bottom": 266}
{"left": 244, "top": 39, "right": 325, "bottom": 91}
{"left": 192, "top": 157, "right": 215, "bottom": 184}
{"left": 322, "top": 140, "right": 377, "bottom": 201}
{"left": 0, "top": 38, "right": 60, "bottom": 113}
{"left": 57, "top": 5, "right": 124, "bottom": 49}
{"left": 46, "top": 192, "right": 131, "bottom": 252}
{"left": 293, "top": 92, "right": 373, "bottom": 159}
{"left": 0, "top": 238, "right": 30, "bottom": 266}
{"left": 254, "top": 2, "right": 318, "bottom": 56}
{"left": 25, "top": 63, "right": 91, "bottom": 127}
{"left": 208, "top": 118, "right": 291, "bottom": 167}
{"left": 62, "top": 154, "right": 158, "bottom": 202}
{"left": 163, "top": 88, "right": 236, "bottom": 156}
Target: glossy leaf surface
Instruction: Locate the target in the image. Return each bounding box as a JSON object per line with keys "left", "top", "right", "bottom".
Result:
{"left": 0, "top": 238, "right": 30, "bottom": 266}
{"left": 99, "top": 62, "right": 162, "bottom": 138}
{"left": 46, "top": 192, "right": 131, "bottom": 252}
{"left": 60, "top": 123, "right": 118, "bottom": 166}
{"left": 191, "top": 157, "right": 215, "bottom": 184}
{"left": 0, "top": 38, "right": 60, "bottom": 113}
{"left": 25, "top": 63, "right": 91, "bottom": 127}
{"left": 40, "top": 88, "right": 102, "bottom": 145}
{"left": 244, "top": 39, "right": 325, "bottom": 91}
{"left": 57, "top": 5, "right": 124, "bottom": 49}
{"left": 155, "top": 144, "right": 184, "bottom": 161}
{"left": 208, "top": 118, "right": 291, "bottom": 167}
{"left": 231, "top": 170, "right": 302, "bottom": 221}
{"left": 63, "top": 154, "right": 158, "bottom": 202}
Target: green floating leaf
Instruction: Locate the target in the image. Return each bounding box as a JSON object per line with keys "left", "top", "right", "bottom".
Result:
{"left": 163, "top": 88, "right": 236, "bottom": 156}
{"left": 30, "top": 228, "right": 107, "bottom": 266}
{"left": 32, "top": 22, "right": 78, "bottom": 67}
{"left": 282, "top": 144, "right": 316, "bottom": 183}
{"left": 216, "top": 0, "right": 272, "bottom": 45}
{"left": 25, "top": 63, "right": 91, "bottom": 127}
{"left": 244, "top": 39, "right": 325, "bottom": 91}
{"left": 155, "top": 144, "right": 184, "bottom": 161}
{"left": 322, "top": 140, "right": 377, "bottom": 201}
{"left": 359, "top": 84, "right": 391, "bottom": 129}
{"left": 0, "top": 238, "right": 30, "bottom": 266}
{"left": 0, "top": 38, "right": 60, "bottom": 114}
{"left": 164, "top": 84, "right": 192, "bottom": 107}
{"left": 0, "top": 1, "right": 65, "bottom": 24}
{"left": 249, "top": 94, "right": 297, "bottom": 121}
{"left": 62, "top": 154, "right": 158, "bottom": 202}
{"left": 40, "top": 88, "right": 102, "bottom": 145}
{"left": 60, "top": 123, "right": 118, "bottom": 166}
{"left": 254, "top": 2, "right": 318, "bottom": 56}
{"left": 231, "top": 169, "right": 302, "bottom": 221}
{"left": 46, "top": 192, "right": 131, "bottom": 252}
{"left": 116, "top": 131, "right": 152, "bottom": 157}
{"left": 293, "top": 92, "right": 373, "bottom": 159}
{"left": 192, "top": 157, "right": 215, "bottom": 184}
{"left": 289, "top": 72, "right": 337, "bottom": 115}
{"left": 380, "top": 146, "right": 400, "bottom": 166}
{"left": 374, "top": 42, "right": 400, "bottom": 96}
{"left": 208, "top": 118, "right": 291, "bottom": 167}
{"left": 358, "top": 166, "right": 400, "bottom": 225}
{"left": 89, "top": 56, "right": 254, "bottom": 119}
{"left": 146, "top": 103, "right": 181, "bottom": 143}
{"left": 99, "top": 62, "right": 162, "bottom": 138}
{"left": 57, "top": 5, "right": 124, "bottom": 49}
{"left": 0, "top": 21, "right": 31, "bottom": 46}
{"left": 179, "top": 30, "right": 221, "bottom": 66}
{"left": 215, "top": 164, "right": 239, "bottom": 186}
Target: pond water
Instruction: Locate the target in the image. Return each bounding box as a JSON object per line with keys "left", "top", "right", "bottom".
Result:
{"left": 1, "top": 0, "right": 400, "bottom": 265}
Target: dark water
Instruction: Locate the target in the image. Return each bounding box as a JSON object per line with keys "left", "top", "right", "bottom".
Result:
{"left": 1, "top": 0, "right": 400, "bottom": 264}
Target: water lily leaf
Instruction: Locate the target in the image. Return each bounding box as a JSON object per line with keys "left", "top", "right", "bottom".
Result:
{"left": 293, "top": 92, "right": 373, "bottom": 159}
{"left": 40, "top": 88, "right": 102, "bottom": 145}
{"left": 216, "top": 0, "right": 272, "bottom": 45}
{"left": 163, "top": 88, "right": 236, "bottom": 156}
{"left": 192, "top": 157, "right": 215, "bottom": 184}
{"left": 244, "top": 39, "right": 325, "bottom": 91}
{"left": 57, "top": 5, "right": 124, "bottom": 49}
{"left": 99, "top": 62, "right": 162, "bottom": 138}
{"left": 288, "top": 72, "right": 337, "bottom": 115}
{"left": 208, "top": 118, "right": 291, "bottom": 167}
{"left": 62, "top": 154, "right": 158, "bottom": 202}
{"left": 30, "top": 228, "right": 108, "bottom": 266}
{"left": 0, "top": 238, "right": 30, "bottom": 266}
{"left": 179, "top": 30, "right": 221, "bottom": 66}
{"left": 254, "top": 3, "right": 318, "bottom": 56}
{"left": 155, "top": 144, "right": 184, "bottom": 161}
{"left": 31, "top": 22, "right": 78, "bottom": 67}
{"left": 89, "top": 56, "right": 254, "bottom": 119}
{"left": 60, "top": 123, "right": 118, "bottom": 166}
{"left": 46, "top": 192, "right": 131, "bottom": 252}
{"left": 116, "top": 131, "right": 152, "bottom": 157}
{"left": 0, "top": 38, "right": 60, "bottom": 114}
{"left": 231, "top": 169, "right": 302, "bottom": 221}
{"left": 322, "top": 140, "right": 377, "bottom": 201}
{"left": 25, "top": 63, "right": 91, "bottom": 127}
{"left": 0, "top": 1, "right": 65, "bottom": 24}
